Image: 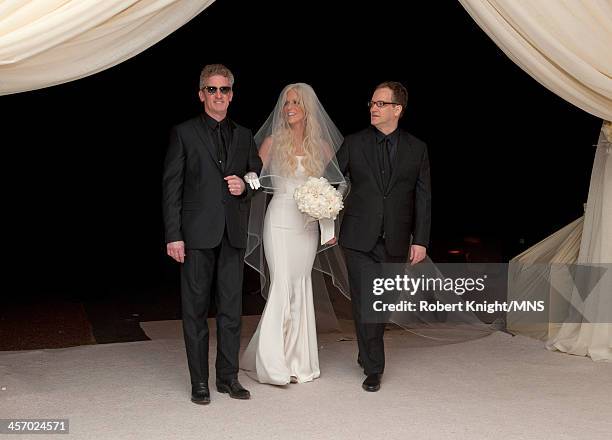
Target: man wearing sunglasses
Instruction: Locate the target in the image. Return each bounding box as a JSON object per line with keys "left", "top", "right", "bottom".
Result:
{"left": 162, "top": 64, "right": 262, "bottom": 405}
{"left": 336, "top": 81, "right": 431, "bottom": 392}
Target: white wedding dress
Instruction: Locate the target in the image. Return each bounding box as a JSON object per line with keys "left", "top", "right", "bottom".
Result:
{"left": 241, "top": 156, "right": 321, "bottom": 384}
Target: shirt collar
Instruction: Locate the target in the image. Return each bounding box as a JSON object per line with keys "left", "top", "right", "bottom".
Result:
{"left": 202, "top": 111, "right": 229, "bottom": 130}
{"left": 373, "top": 126, "right": 399, "bottom": 144}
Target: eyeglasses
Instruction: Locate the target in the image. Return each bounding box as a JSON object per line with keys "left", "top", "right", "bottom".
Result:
{"left": 202, "top": 86, "right": 232, "bottom": 95}
{"left": 368, "top": 100, "right": 399, "bottom": 108}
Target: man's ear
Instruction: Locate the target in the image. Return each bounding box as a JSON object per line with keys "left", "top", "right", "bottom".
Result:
{"left": 198, "top": 90, "right": 205, "bottom": 102}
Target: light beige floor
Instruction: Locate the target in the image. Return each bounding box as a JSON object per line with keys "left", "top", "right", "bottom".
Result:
{"left": 1, "top": 316, "right": 610, "bottom": 440}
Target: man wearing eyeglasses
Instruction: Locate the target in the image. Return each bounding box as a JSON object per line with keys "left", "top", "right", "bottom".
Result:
{"left": 336, "top": 81, "right": 431, "bottom": 392}
{"left": 162, "top": 64, "right": 263, "bottom": 405}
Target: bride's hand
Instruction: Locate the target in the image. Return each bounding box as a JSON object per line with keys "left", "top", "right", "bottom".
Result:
{"left": 244, "top": 172, "right": 261, "bottom": 190}
{"left": 325, "top": 237, "right": 337, "bottom": 245}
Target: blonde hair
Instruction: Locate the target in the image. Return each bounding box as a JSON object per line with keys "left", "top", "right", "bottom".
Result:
{"left": 199, "top": 64, "right": 234, "bottom": 89}
{"left": 272, "top": 84, "right": 328, "bottom": 178}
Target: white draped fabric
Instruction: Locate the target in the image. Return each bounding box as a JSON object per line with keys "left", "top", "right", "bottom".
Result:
{"left": 458, "top": 0, "right": 612, "bottom": 120}
{"left": 507, "top": 217, "right": 583, "bottom": 341}
{"left": 546, "top": 126, "right": 611, "bottom": 361}
{"left": 0, "top": 0, "right": 214, "bottom": 95}
{"left": 508, "top": 124, "right": 612, "bottom": 362}
{"left": 459, "top": 0, "right": 612, "bottom": 361}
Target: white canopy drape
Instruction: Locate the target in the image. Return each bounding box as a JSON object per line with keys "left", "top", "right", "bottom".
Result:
{"left": 459, "top": 0, "right": 612, "bottom": 361}
{"left": 508, "top": 125, "right": 611, "bottom": 361}
{"left": 545, "top": 126, "right": 611, "bottom": 361}
{"left": 0, "top": 0, "right": 214, "bottom": 95}
{"left": 458, "top": 0, "right": 612, "bottom": 120}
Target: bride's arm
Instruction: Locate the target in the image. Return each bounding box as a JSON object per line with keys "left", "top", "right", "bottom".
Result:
{"left": 321, "top": 140, "right": 349, "bottom": 198}
{"left": 259, "top": 136, "right": 273, "bottom": 166}
{"left": 244, "top": 136, "right": 272, "bottom": 190}
{"left": 318, "top": 140, "right": 343, "bottom": 245}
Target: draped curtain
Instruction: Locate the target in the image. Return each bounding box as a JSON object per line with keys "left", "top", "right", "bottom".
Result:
{"left": 458, "top": 0, "right": 612, "bottom": 361}
{"left": 457, "top": 0, "right": 612, "bottom": 120}
{"left": 0, "top": 0, "right": 214, "bottom": 95}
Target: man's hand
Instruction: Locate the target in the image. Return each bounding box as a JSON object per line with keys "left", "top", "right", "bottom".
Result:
{"left": 409, "top": 244, "right": 426, "bottom": 266}
{"left": 167, "top": 241, "right": 185, "bottom": 263}
{"left": 225, "top": 175, "right": 246, "bottom": 196}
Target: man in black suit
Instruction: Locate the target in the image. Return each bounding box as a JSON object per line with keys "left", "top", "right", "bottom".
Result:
{"left": 337, "top": 81, "right": 431, "bottom": 392}
{"left": 162, "top": 64, "right": 262, "bottom": 404}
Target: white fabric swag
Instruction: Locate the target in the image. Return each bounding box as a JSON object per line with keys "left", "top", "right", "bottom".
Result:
{"left": 508, "top": 123, "right": 612, "bottom": 361}
{"left": 460, "top": 0, "right": 612, "bottom": 361}
{"left": 458, "top": 0, "right": 612, "bottom": 120}
{"left": 545, "top": 124, "right": 611, "bottom": 361}
{"left": 0, "top": 0, "right": 214, "bottom": 95}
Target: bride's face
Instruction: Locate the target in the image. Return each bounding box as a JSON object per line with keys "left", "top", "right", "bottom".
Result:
{"left": 283, "top": 89, "right": 305, "bottom": 126}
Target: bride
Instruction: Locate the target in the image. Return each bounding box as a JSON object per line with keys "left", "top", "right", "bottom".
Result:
{"left": 240, "top": 83, "right": 346, "bottom": 385}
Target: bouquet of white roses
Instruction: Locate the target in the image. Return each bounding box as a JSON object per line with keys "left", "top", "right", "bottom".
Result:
{"left": 294, "top": 177, "right": 344, "bottom": 221}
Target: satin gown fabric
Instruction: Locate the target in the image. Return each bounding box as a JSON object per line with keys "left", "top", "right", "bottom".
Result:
{"left": 241, "top": 156, "right": 321, "bottom": 384}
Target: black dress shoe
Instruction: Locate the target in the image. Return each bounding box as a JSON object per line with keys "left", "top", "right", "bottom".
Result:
{"left": 191, "top": 382, "right": 210, "bottom": 405}
{"left": 362, "top": 374, "right": 382, "bottom": 392}
{"left": 216, "top": 379, "right": 251, "bottom": 400}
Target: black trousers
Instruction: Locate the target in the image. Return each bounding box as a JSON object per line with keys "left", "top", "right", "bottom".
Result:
{"left": 181, "top": 231, "right": 244, "bottom": 384}
{"left": 343, "top": 238, "right": 406, "bottom": 375}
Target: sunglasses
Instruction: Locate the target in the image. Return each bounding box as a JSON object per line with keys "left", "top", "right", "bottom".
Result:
{"left": 368, "top": 100, "right": 400, "bottom": 108}
{"left": 202, "top": 86, "right": 232, "bottom": 95}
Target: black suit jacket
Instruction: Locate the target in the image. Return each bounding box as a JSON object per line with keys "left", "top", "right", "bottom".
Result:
{"left": 162, "top": 115, "right": 263, "bottom": 249}
{"left": 337, "top": 127, "right": 431, "bottom": 257}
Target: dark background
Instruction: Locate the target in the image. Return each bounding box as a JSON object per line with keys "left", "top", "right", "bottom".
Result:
{"left": 1, "top": 0, "right": 601, "bottom": 302}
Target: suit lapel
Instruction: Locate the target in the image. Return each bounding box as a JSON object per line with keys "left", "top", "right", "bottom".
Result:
{"left": 361, "top": 129, "right": 384, "bottom": 193}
